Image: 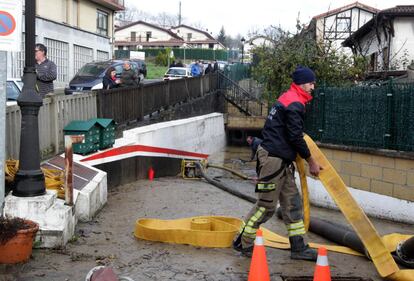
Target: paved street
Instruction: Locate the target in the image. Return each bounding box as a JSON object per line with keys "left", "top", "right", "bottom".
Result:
{"left": 1, "top": 147, "right": 412, "bottom": 281}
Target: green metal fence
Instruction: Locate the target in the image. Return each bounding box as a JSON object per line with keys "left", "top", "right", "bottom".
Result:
{"left": 115, "top": 48, "right": 239, "bottom": 62}
{"left": 304, "top": 81, "right": 414, "bottom": 152}
{"left": 223, "top": 63, "right": 251, "bottom": 82}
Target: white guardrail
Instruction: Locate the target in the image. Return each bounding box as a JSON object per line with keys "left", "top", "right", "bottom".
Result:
{"left": 6, "top": 92, "right": 97, "bottom": 159}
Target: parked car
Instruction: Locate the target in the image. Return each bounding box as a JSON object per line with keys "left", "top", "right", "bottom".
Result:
{"left": 6, "top": 79, "right": 23, "bottom": 101}
{"left": 64, "top": 59, "right": 147, "bottom": 95}
{"left": 163, "top": 67, "right": 192, "bottom": 81}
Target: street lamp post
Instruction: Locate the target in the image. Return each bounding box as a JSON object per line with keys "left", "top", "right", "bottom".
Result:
{"left": 13, "top": 0, "right": 46, "bottom": 197}
{"left": 241, "top": 37, "right": 246, "bottom": 64}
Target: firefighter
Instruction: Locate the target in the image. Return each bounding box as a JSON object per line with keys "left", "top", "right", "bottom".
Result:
{"left": 233, "top": 66, "right": 322, "bottom": 261}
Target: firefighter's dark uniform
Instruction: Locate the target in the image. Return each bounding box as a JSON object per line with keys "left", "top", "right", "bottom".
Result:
{"left": 234, "top": 81, "right": 317, "bottom": 261}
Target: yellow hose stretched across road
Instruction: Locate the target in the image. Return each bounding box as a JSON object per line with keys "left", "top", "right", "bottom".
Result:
{"left": 302, "top": 135, "right": 414, "bottom": 281}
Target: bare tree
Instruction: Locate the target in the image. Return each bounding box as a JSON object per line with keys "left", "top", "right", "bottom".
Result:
{"left": 152, "top": 12, "right": 178, "bottom": 28}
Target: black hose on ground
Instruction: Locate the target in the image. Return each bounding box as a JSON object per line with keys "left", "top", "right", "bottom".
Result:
{"left": 395, "top": 236, "right": 414, "bottom": 268}
{"left": 207, "top": 163, "right": 251, "bottom": 180}
{"left": 276, "top": 208, "right": 366, "bottom": 254}
{"left": 195, "top": 162, "right": 256, "bottom": 204}
{"left": 276, "top": 208, "right": 414, "bottom": 269}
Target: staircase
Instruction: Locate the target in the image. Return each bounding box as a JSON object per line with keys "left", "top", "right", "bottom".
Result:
{"left": 218, "top": 72, "right": 266, "bottom": 117}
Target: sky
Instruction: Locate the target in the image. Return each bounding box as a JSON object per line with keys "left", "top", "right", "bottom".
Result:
{"left": 125, "top": 0, "right": 413, "bottom": 37}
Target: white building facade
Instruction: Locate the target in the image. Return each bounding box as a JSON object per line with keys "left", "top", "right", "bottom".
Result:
{"left": 170, "top": 25, "right": 224, "bottom": 50}
{"left": 7, "top": 0, "right": 124, "bottom": 88}
{"left": 305, "top": 2, "right": 378, "bottom": 54}
{"left": 114, "top": 21, "right": 184, "bottom": 50}
{"left": 342, "top": 6, "right": 414, "bottom": 71}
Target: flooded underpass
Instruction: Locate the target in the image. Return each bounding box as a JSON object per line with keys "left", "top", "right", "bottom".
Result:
{"left": 1, "top": 145, "right": 412, "bottom": 281}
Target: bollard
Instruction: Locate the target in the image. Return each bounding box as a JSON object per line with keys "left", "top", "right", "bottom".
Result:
{"left": 64, "top": 135, "right": 84, "bottom": 206}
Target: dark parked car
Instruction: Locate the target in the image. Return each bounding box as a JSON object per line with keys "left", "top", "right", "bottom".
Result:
{"left": 6, "top": 79, "right": 23, "bottom": 101}
{"left": 64, "top": 59, "right": 147, "bottom": 95}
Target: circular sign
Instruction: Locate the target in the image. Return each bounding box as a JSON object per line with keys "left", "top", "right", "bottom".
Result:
{"left": 0, "top": 11, "right": 16, "bottom": 36}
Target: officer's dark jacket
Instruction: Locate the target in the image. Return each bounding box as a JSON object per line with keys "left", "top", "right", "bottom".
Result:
{"left": 261, "top": 83, "right": 313, "bottom": 162}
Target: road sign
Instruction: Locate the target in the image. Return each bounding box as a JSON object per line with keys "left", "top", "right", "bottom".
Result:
{"left": 0, "top": 11, "right": 16, "bottom": 36}
{"left": 0, "top": 0, "right": 22, "bottom": 52}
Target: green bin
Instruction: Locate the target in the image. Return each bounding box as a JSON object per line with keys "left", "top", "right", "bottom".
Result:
{"left": 63, "top": 120, "right": 101, "bottom": 155}
{"left": 89, "top": 118, "right": 116, "bottom": 150}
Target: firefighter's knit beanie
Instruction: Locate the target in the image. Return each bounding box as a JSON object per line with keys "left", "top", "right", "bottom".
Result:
{"left": 292, "top": 66, "right": 316, "bottom": 85}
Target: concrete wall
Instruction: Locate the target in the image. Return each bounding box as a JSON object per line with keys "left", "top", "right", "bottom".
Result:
{"left": 37, "top": 0, "right": 114, "bottom": 37}
{"left": 123, "top": 113, "right": 226, "bottom": 156}
{"left": 294, "top": 144, "right": 414, "bottom": 223}
{"left": 312, "top": 146, "right": 414, "bottom": 202}
{"left": 99, "top": 111, "right": 227, "bottom": 188}
{"left": 79, "top": 0, "right": 113, "bottom": 36}
{"left": 37, "top": 0, "right": 67, "bottom": 23}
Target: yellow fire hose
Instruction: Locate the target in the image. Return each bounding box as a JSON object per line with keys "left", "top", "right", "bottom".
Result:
{"left": 5, "top": 159, "right": 65, "bottom": 199}
{"left": 135, "top": 135, "right": 414, "bottom": 280}
{"left": 302, "top": 135, "right": 414, "bottom": 280}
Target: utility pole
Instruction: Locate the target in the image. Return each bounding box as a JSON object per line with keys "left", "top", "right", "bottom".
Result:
{"left": 178, "top": 1, "right": 182, "bottom": 25}
{"left": 0, "top": 0, "right": 23, "bottom": 213}
{"left": 0, "top": 52, "right": 5, "bottom": 214}
{"left": 13, "top": 0, "right": 46, "bottom": 197}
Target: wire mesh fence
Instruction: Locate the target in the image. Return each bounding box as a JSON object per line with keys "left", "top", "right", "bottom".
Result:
{"left": 304, "top": 80, "right": 414, "bottom": 152}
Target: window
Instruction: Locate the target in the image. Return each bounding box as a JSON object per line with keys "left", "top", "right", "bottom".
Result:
{"left": 97, "top": 50, "right": 109, "bottom": 61}
{"left": 97, "top": 10, "right": 108, "bottom": 36}
{"left": 74, "top": 45, "right": 93, "bottom": 74}
{"left": 146, "top": 32, "right": 152, "bottom": 42}
{"left": 114, "top": 65, "right": 123, "bottom": 76}
{"left": 6, "top": 82, "right": 20, "bottom": 100}
{"left": 131, "top": 31, "right": 136, "bottom": 41}
{"left": 382, "top": 47, "right": 389, "bottom": 70}
{"left": 336, "top": 17, "right": 351, "bottom": 33}
{"left": 45, "top": 38, "right": 69, "bottom": 82}
{"left": 369, "top": 52, "right": 377, "bottom": 71}
{"left": 187, "top": 33, "right": 192, "bottom": 41}
{"left": 10, "top": 35, "right": 25, "bottom": 78}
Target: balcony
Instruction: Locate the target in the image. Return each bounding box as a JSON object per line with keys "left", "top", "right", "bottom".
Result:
{"left": 90, "top": 0, "right": 125, "bottom": 11}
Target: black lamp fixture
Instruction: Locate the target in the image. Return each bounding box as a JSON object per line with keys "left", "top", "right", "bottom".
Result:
{"left": 240, "top": 37, "right": 246, "bottom": 64}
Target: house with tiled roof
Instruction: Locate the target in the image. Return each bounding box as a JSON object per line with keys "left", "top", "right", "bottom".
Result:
{"left": 343, "top": 5, "right": 414, "bottom": 71}
{"left": 114, "top": 21, "right": 185, "bottom": 50}
{"left": 170, "top": 24, "right": 225, "bottom": 50}
{"left": 302, "top": 2, "right": 378, "bottom": 53}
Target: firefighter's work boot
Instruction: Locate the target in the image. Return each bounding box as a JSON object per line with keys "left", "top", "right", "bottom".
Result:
{"left": 232, "top": 233, "right": 253, "bottom": 258}
{"left": 289, "top": 235, "right": 318, "bottom": 261}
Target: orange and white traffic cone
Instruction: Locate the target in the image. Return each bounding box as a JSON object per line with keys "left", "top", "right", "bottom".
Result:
{"left": 248, "top": 229, "right": 270, "bottom": 281}
{"left": 313, "top": 247, "right": 331, "bottom": 281}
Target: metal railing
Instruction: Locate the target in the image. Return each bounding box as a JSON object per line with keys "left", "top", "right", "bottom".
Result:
{"left": 218, "top": 73, "right": 264, "bottom": 117}
{"left": 95, "top": 73, "right": 218, "bottom": 125}
{"left": 6, "top": 74, "right": 217, "bottom": 160}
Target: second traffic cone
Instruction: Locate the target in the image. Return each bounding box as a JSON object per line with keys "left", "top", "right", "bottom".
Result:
{"left": 313, "top": 247, "right": 331, "bottom": 281}
{"left": 248, "top": 229, "right": 270, "bottom": 281}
